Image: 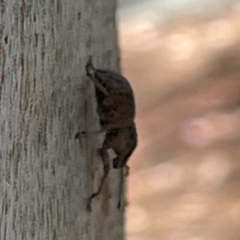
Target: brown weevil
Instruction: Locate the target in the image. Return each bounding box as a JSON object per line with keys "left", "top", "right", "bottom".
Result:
{"left": 85, "top": 56, "right": 137, "bottom": 210}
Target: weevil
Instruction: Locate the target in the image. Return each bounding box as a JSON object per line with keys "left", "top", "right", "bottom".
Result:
{"left": 85, "top": 56, "right": 137, "bottom": 210}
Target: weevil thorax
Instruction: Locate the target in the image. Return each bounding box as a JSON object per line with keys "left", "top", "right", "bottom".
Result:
{"left": 111, "top": 122, "right": 137, "bottom": 168}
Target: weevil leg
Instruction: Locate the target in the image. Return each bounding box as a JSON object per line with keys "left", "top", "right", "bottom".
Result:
{"left": 85, "top": 56, "right": 94, "bottom": 75}
{"left": 117, "top": 165, "right": 129, "bottom": 209}
{"left": 75, "top": 129, "right": 105, "bottom": 139}
{"left": 87, "top": 147, "right": 110, "bottom": 211}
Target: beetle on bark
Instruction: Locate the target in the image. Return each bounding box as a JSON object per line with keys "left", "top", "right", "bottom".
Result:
{"left": 83, "top": 56, "right": 137, "bottom": 210}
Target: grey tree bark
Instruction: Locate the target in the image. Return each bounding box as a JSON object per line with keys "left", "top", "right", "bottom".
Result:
{"left": 0, "top": 0, "right": 123, "bottom": 239}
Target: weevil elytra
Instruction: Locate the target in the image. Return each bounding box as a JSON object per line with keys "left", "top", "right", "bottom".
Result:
{"left": 85, "top": 56, "right": 137, "bottom": 210}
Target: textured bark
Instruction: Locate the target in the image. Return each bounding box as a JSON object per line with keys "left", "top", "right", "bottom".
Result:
{"left": 0, "top": 0, "right": 123, "bottom": 239}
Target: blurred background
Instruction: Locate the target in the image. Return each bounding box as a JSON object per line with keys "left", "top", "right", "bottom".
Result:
{"left": 117, "top": 0, "right": 240, "bottom": 239}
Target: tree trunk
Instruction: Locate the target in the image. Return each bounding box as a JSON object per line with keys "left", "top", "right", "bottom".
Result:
{"left": 0, "top": 0, "right": 123, "bottom": 239}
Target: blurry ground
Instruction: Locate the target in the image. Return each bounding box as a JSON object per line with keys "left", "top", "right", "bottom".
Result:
{"left": 119, "top": 2, "right": 240, "bottom": 240}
